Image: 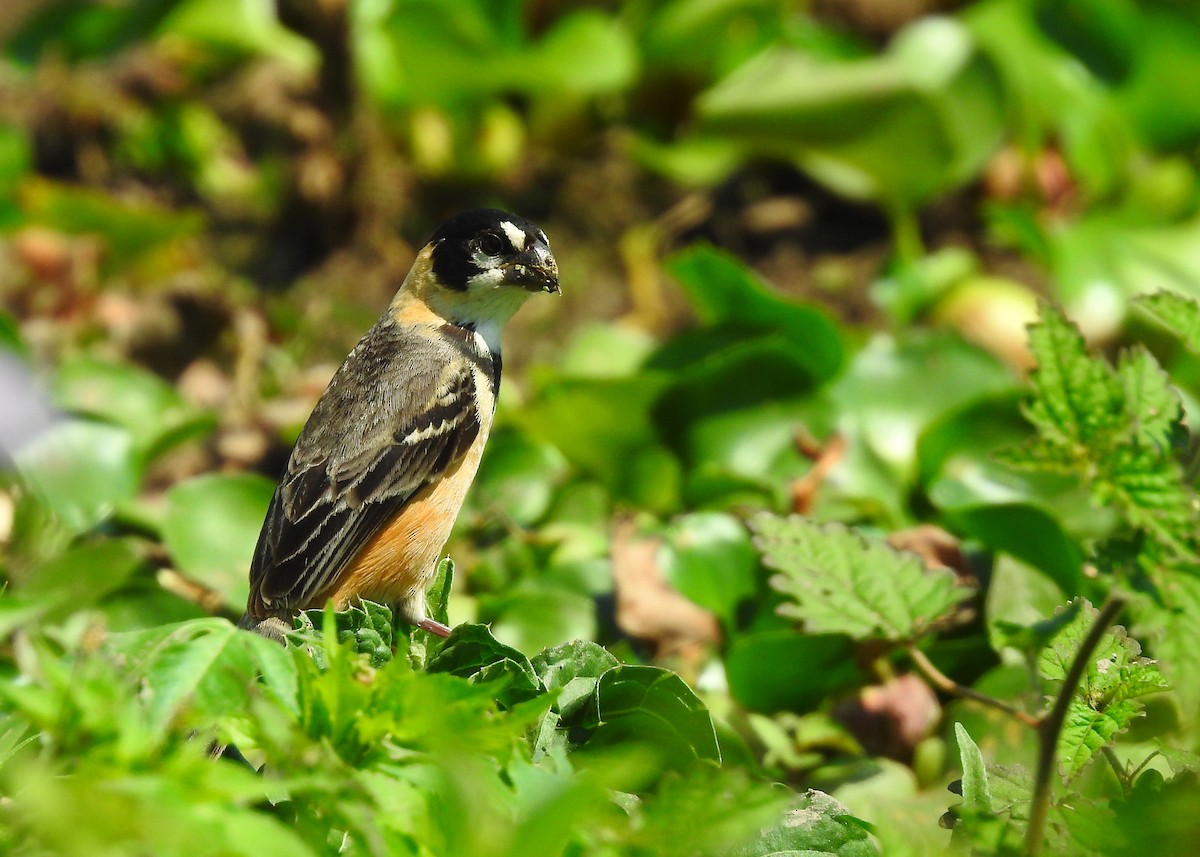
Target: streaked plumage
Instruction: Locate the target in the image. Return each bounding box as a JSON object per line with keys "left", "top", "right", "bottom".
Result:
{"left": 239, "top": 209, "right": 558, "bottom": 639}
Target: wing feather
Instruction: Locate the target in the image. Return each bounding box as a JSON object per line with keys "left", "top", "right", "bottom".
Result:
{"left": 247, "top": 320, "right": 486, "bottom": 614}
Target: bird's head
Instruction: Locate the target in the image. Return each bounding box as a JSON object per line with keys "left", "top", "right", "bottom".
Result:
{"left": 399, "top": 209, "right": 559, "bottom": 344}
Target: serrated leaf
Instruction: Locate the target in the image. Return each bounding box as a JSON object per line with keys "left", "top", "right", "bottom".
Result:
{"left": 1137, "top": 290, "right": 1200, "bottom": 353}
{"left": 1038, "top": 599, "right": 1169, "bottom": 779}
{"left": 753, "top": 514, "right": 972, "bottom": 642}
{"left": 1098, "top": 446, "right": 1197, "bottom": 560}
{"left": 1116, "top": 347, "right": 1182, "bottom": 452}
{"left": 1021, "top": 303, "right": 1124, "bottom": 455}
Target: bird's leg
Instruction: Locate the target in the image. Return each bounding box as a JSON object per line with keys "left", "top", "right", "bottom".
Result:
{"left": 416, "top": 617, "right": 451, "bottom": 638}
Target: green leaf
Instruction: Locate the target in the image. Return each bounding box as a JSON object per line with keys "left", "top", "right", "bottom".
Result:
{"left": 1137, "top": 290, "right": 1200, "bottom": 353}
{"left": 697, "top": 17, "right": 1004, "bottom": 206}
{"left": 753, "top": 514, "right": 973, "bottom": 642}
{"left": 161, "top": 473, "right": 275, "bottom": 608}
{"left": 666, "top": 244, "right": 844, "bottom": 382}
{"left": 1116, "top": 347, "right": 1182, "bottom": 452}
{"left": 947, "top": 503, "right": 1082, "bottom": 595}
{"left": 16, "top": 420, "right": 140, "bottom": 534}
{"left": 20, "top": 538, "right": 147, "bottom": 614}
{"left": 1038, "top": 600, "right": 1170, "bottom": 779}
{"left": 299, "top": 600, "right": 393, "bottom": 669}
{"left": 725, "top": 632, "right": 863, "bottom": 714}
{"left": 18, "top": 178, "right": 203, "bottom": 269}
{"left": 471, "top": 429, "right": 566, "bottom": 525}
{"left": 1020, "top": 303, "right": 1124, "bottom": 455}
{"left": 1130, "top": 574, "right": 1200, "bottom": 726}
{"left": 955, "top": 723, "right": 994, "bottom": 814}
{"left": 530, "top": 639, "right": 619, "bottom": 722}
{"left": 730, "top": 789, "right": 878, "bottom": 857}
{"left": 6, "top": 0, "right": 188, "bottom": 65}
{"left": 658, "top": 512, "right": 759, "bottom": 623}
{"left": 581, "top": 665, "right": 721, "bottom": 767}
{"left": 107, "top": 618, "right": 296, "bottom": 736}
{"left": 426, "top": 623, "right": 542, "bottom": 707}
{"left": 53, "top": 356, "right": 214, "bottom": 465}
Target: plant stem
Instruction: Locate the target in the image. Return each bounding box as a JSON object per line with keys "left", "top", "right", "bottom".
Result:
{"left": 1102, "top": 746, "right": 1131, "bottom": 796}
{"left": 907, "top": 645, "right": 1041, "bottom": 729}
{"left": 1025, "top": 596, "right": 1126, "bottom": 856}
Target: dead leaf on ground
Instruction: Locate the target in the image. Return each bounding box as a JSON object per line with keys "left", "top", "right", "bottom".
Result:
{"left": 611, "top": 516, "right": 720, "bottom": 662}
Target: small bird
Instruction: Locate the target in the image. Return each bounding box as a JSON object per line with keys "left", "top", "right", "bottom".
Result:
{"left": 239, "top": 209, "right": 559, "bottom": 640}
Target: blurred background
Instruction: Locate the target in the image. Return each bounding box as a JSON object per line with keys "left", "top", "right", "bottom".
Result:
{"left": 2, "top": 0, "right": 1200, "bottom": 850}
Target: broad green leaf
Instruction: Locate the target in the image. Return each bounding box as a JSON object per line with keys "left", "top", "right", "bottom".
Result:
{"left": 161, "top": 473, "right": 275, "bottom": 608}
{"left": 6, "top": 0, "right": 188, "bottom": 65}
{"left": 753, "top": 514, "right": 972, "bottom": 642}
{"left": 18, "top": 179, "right": 203, "bottom": 270}
{"left": 20, "top": 537, "right": 147, "bottom": 612}
{"left": 531, "top": 639, "right": 618, "bottom": 720}
{"left": 729, "top": 789, "right": 878, "bottom": 857}
{"left": 298, "top": 600, "right": 394, "bottom": 669}
{"left": 1098, "top": 445, "right": 1196, "bottom": 561}
{"left": 658, "top": 512, "right": 758, "bottom": 623}
{"left": 486, "top": 585, "right": 597, "bottom": 658}
{"left": 107, "top": 618, "right": 296, "bottom": 736}
{"left": 832, "top": 331, "right": 1016, "bottom": 483}
{"left": 1137, "top": 290, "right": 1200, "bottom": 353}
{"left": 517, "top": 374, "right": 670, "bottom": 492}
{"left": 1038, "top": 600, "right": 1170, "bottom": 779}
{"left": 53, "top": 356, "right": 215, "bottom": 465}
{"left": 666, "top": 244, "right": 844, "bottom": 382}
{"left": 471, "top": 428, "right": 567, "bottom": 526}
{"left": 697, "top": 17, "right": 1004, "bottom": 206}
{"left": 725, "top": 632, "right": 863, "bottom": 714}
{"left": 426, "top": 623, "right": 542, "bottom": 707}
{"left": 16, "top": 420, "right": 139, "bottom": 533}
{"left": 581, "top": 665, "right": 721, "bottom": 767}
{"left": 947, "top": 504, "right": 1082, "bottom": 595}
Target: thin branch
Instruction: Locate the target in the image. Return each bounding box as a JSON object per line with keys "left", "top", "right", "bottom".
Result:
{"left": 1025, "top": 596, "right": 1126, "bottom": 857}
{"left": 907, "top": 645, "right": 1041, "bottom": 729}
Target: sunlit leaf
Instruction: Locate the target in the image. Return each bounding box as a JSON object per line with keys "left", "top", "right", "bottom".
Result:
{"left": 581, "top": 665, "right": 721, "bottom": 767}
{"left": 1038, "top": 599, "right": 1170, "bottom": 779}
{"left": 754, "top": 513, "right": 972, "bottom": 642}
{"left": 161, "top": 473, "right": 275, "bottom": 608}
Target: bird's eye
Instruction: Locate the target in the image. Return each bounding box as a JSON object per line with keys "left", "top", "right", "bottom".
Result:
{"left": 477, "top": 233, "right": 504, "bottom": 256}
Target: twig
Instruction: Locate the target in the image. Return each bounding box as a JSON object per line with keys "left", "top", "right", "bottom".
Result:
{"left": 1025, "top": 596, "right": 1126, "bottom": 856}
{"left": 907, "top": 645, "right": 1041, "bottom": 729}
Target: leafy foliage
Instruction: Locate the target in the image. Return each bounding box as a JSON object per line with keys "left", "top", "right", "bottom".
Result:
{"left": 1006, "top": 303, "right": 1199, "bottom": 571}
{"left": 754, "top": 514, "right": 972, "bottom": 641}
{"left": 1038, "top": 600, "right": 1169, "bottom": 779}
{"left": 5, "top": 0, "right": 1200, "bottom": 854}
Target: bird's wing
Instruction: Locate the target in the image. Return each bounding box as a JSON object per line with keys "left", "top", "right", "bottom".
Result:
{"left": 247, "top": 321, "right": 483, "bottom": 614}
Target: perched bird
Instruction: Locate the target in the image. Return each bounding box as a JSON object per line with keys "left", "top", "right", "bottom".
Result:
{"left": 239, "top": 209, "right": 559, "bottom": 640}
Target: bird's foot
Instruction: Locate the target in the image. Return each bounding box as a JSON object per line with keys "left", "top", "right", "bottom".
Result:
{"left": 416, "top": 617, "right": 452, "bottom": 638}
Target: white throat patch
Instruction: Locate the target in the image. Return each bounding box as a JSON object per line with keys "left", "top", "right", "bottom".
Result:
{"left": 499, "top": 220, "right": 526, "bottom": 251}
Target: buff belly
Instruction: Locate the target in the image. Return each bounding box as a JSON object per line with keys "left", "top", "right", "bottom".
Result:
{"left": 326, "top": 428, "right": 488, "bottom": 621}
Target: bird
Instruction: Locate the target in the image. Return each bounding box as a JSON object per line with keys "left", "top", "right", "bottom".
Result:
{"left": 238, "top": 209, "right": 559, "bottom": 641}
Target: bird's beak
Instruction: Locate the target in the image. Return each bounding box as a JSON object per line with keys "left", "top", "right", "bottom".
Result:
{"left": 502, "top": 244, "right": 560, "bottom": 294}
